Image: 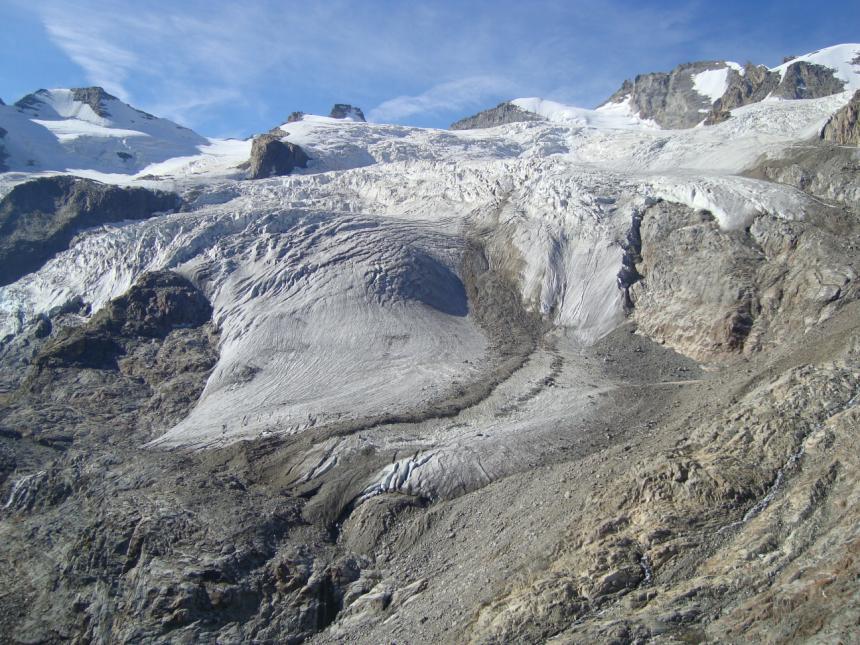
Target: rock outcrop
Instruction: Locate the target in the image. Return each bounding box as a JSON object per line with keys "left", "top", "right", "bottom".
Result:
{"left": 70, "top": 86, "right": 117, "bottom": 118}
{"left": 707, "top": 61, "right": 846, "bottom": 124}
{"left": 745, "top": 142, "right": 860, "bottom": 207}
{"left": 450, "top": 101, "right": 545, "bottom": 130}
{"left": 704, "top": 63, "right": 779, "bottom": 124}
{"left": 0, "top": 176, "right": 180, "bottom": 286}
{"left": 771, "top": 61, "right": 845, "bottom": 99}
{"left": 286, "top": 111, "right": 305, "bottom": 123}
{"left": 601, "top": 61, "right": 735, "bottom": 129}
{"left": 627, "top": 199, "right": 859, "bottom": 361}
{"left": 245, "top": 131, "right": 309, "bottom": 179}
{"left": 329, "top": 104, "right": 366, "bottom": 121}
{"left": 821, "top": 89, "right": 860, "bottom": 145}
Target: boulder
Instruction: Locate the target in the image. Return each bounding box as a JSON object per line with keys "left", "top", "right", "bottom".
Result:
{"left": 246, "top": 132, "right": 309, "bottom": 179}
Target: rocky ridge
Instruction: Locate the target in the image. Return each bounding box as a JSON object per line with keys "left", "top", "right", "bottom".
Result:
{"left": 0, "top": 176, "right": 180, "bottom": 286}
{"left": 450, "top": 101, "right": 546, "bottom": 130}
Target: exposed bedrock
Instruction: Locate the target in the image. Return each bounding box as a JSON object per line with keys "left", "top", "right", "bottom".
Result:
{"left": 706, "top": 61, "right": 846, "bottom": 124}
{"left": 1, "top": 271, "right": 217, "bottom": 441}
{"left": 602, "top": 61, "right": 732, "bottom": 129}
{"left": 627, "top": 200, "right": 859, "bottom": 361}
{"left": 450, "top": 101, "right": 546, "bottom": 130}
{"left": 0, "top": 176, "right": 181, "bottom": 286}
{"left": 465, "top": 306, "right": 860, "bottom": 643}
{"left": 745, "top": 141, "right": 860, "bottom": 207}
{"left": 821, "top": 88, "right": 860, "bottom": 145}
{"left": 70, "top": 86, "right": 118, "bottom": 118}
{"left": 245, "top": 131, "right": 310, "bottom": 179}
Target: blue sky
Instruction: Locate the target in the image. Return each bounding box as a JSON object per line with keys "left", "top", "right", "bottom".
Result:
{"left": 1, "top": 0, "right": 858, "bottom": 137}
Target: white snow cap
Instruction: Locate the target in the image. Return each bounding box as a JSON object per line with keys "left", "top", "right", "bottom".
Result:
{"left": 770, "top": 43, "right": 860, "bottom": 92}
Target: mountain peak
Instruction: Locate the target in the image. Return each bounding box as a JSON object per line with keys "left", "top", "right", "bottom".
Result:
{"left": 329, "top": 104, "right": 365, "bottom": 121}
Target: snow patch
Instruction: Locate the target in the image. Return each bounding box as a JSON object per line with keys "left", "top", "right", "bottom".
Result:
{"left": 692, "top": 67, "right": 732, "bottom": 103}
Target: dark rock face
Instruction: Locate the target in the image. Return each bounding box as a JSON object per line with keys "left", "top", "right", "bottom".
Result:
{"left": 0, "top": 176, "right": 180, "bottom": 286}
{"left": 246, "top": 133, "right": 309, "bottom": 179}
{"left": 287, "top": 111, "right": 305, "bottom": 123}
{"left": 93, "top": 271, "right": 213, "bottom": 339}
{"left": 450, "top": 101, "right": 545, "bottom": 130}
{"left": 821, "top": 89, "right": 860, "bottom": 145}
{"left": 329, "top": 104, "right": 365, "bottom": 121}
{"left": 601, "top": 61, "right": 732, "bottom": 129}
{"left": 71, "top": 87, "right": 118, "bottom": 118}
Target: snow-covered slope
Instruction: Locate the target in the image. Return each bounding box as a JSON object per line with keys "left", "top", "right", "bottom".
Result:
{"left": 0, "top": 87, "right": 250, "bottom": 188}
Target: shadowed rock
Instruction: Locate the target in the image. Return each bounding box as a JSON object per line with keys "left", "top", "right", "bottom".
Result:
{"left": 329, "top": 104, "right": 365, "bottom": 121}
{"left": 0, "top": 176, "right": 181, "bottom": 286}
{"left": 704, "top": 64, "right": 779, "bottom": 124}
{"left": 771, "top": 62, "right": 845, "bottom": 99}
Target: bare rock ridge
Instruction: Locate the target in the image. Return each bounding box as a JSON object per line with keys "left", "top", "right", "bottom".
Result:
{"left": 329, "top": 104, "right": 366, "bottom": 121}
{"left": 246, "top": 130, "right": 309, "bottom": 179}
{"left": 607, "top": 59, "right": 846, "bottom": 128}
{"left": 450, "top": 101, "right": 545, "bottom": 130}
{"left": 0, "top": 176, "right": 180, "bottom": 286}
{"left": 821, "top": 88, "right": 860, "bottom": 144}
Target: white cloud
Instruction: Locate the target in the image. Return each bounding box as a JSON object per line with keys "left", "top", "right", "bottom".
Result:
{"left": 368, "top": 76, "right": 515, "bottom": 124}
{"left": 24, "top": 0, "right": 708, "bottom": 131}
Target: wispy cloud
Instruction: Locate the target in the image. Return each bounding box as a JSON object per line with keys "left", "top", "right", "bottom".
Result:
{"left": 368, "top": 76, "right": 515, "bottom": 123}
{"left": 18, "top": 0, "right": 820, "bottom": 133}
